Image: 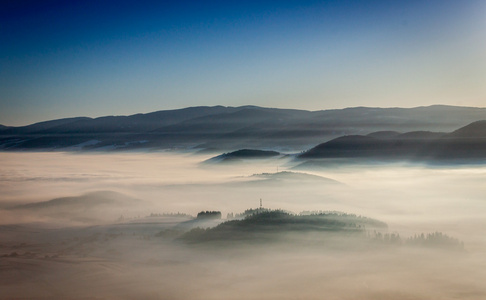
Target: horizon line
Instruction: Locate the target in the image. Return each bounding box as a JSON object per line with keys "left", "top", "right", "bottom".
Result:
{"left": 2, "top": 103, "right": 486, "bottom": 127}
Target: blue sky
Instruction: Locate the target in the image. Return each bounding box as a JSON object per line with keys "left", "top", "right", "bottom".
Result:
{"left": 1, "top": 0, "right": 485, "bottom": 125}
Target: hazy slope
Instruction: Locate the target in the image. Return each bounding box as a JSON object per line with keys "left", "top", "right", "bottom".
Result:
{"left": 9, "top": 191, "right": 149, "bottom": 224}
{"left": 0, "top": 117, "right": 91, "bottom": 134}
{"left": 310, "top": 105, "right": 486, "bottom": 132}
{"left": 7, "top": 106, "right": 238, "bottom": 134}
{"left": 248, "top": 171, "right": 342, "bottom": 185}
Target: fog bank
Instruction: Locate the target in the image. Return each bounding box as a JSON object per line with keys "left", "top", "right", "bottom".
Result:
{"left": 1, "top": 152, "right": 485, "bottom": 299}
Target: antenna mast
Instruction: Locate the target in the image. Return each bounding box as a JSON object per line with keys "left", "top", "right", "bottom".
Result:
{"left": 260, "top": 198, "right": 262, "bottom": 210}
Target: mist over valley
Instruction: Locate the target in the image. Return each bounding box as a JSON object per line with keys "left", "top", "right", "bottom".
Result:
{"left": 1, "top": 148, "right": 486, "bottom": 299}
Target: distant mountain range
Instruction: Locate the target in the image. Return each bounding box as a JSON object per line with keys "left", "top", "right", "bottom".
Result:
{"left": 1, "top": 105, "right": 486, "bottom": 152}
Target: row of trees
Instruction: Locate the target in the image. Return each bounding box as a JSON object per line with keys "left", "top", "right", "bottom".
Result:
{"left": 147, "top": 212, "right": 191, "bottom": 218}
{"left": 369, "top": 231, "right": 464, "bottom": 250}
{"left": 197, "top": 211, "right": 222, "bottom": 219}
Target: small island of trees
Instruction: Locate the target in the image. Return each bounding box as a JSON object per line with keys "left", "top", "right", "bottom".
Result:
{"left": 197, "top": 211, "right": 222, "bottom": 219}
{"left": 177, "top": 208, "right": 464, "bottom": 252}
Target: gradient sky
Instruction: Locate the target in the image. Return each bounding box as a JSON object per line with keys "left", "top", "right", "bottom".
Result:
{"left": 1, "top": 0, "right": 485, "bottom": 126}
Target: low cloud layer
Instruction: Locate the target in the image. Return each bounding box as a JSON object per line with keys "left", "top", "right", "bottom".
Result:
{"left": 1, "top": 152, "right": 486, "bottom": 299}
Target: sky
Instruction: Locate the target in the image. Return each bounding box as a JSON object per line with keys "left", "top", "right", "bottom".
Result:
{"left": 1, "top": 0, "right": 485, "bottom": 126}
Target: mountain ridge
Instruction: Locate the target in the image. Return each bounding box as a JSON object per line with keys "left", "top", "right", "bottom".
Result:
{"left": 2, "top": 105, "right": 486, "bottom": 152}
{"left": 3, "top": 104, "right": 486, "bottom": 129}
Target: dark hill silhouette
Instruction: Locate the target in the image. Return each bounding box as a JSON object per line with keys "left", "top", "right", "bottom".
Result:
{"left": 181, "top": 210, "right": 387, "bottom": 243}
{"left": 429, "top": 120, "right": 486, "bottom": 160}
{"left": 299, "top": 135, "right": 391, "bottom": 159}
{"left": 299, "top": 121, "right": 486, "bottom": 163}
{"left": 206, "top": 149, "right": 280, "bottom": 163}
{"left": 0, "top": 117, "right": 91, "bottom": 134}
{"left": 152, "top": 107, "right": 298, "bottom": 134}
{"left": 395, "top": 131, "right": 445, "bottom": 139}
{"left": 366, "top": 131, "right": 401, "bottom": 139}
{"left": 309, "top": 105, "right": 486, "bottom": 131}
{"left": 445, "top": 120, "right": 486, "bottom": 139}
{"left": 25, "top": 106, "right": 238, "bottom": 134}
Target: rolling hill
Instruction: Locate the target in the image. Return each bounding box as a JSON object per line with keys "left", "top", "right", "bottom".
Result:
{"left": 181, "top": 210, "right": 387, "bottom": 243}
{"left": 10, "top": 191, "right": 148, "bottom": 224}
